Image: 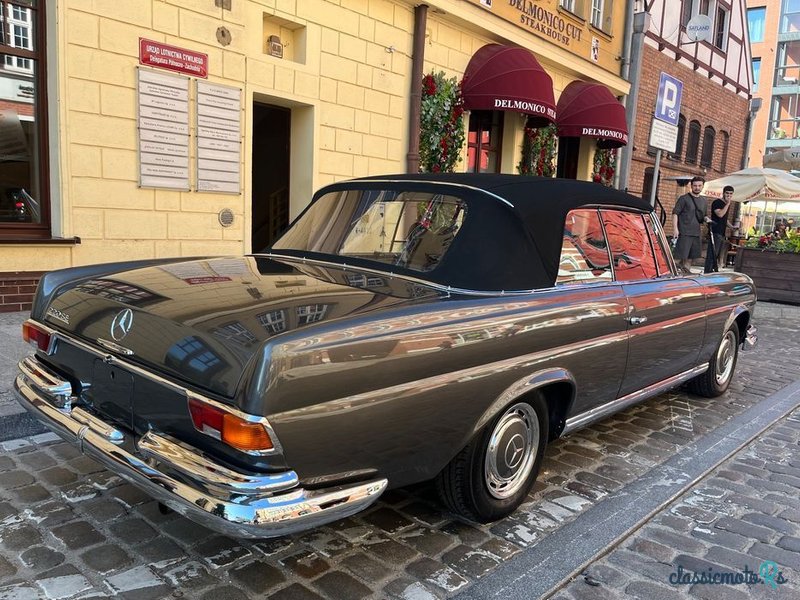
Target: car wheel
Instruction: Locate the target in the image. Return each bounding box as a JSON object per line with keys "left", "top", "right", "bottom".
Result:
{"left": 688, "top": 324, "right": 739, "bottom": 397}
{"left": 436, "top": 396, "right": 548, "bottom": 523}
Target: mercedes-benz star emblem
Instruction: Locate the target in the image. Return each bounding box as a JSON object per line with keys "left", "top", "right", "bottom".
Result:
{"left": 110, "top": 308, "right": 134, "bottom": 341}
{"left": 504, "top": 434, "right": 525, "bottom": 470}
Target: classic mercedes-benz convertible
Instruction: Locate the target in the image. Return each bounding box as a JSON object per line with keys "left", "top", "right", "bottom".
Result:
{"left": 15, "top": 174, "right": 757, "bottom": 538}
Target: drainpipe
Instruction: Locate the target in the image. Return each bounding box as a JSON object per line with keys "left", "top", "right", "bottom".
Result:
{"left": 741, "top": 98, "right": 762, "bottom": 169}
{"left": 406, "top": 4, "right": 428, "bottom": 174}
{"left": 618, "top": 9, "right": 651, "bottom": 192}
{"left": 613, "top": 0, "right": 635, "bottom": 190}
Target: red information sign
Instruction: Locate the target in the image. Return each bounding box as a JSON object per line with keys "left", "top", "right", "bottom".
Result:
{"left": 139, "top": 39, "right": 208, "bottom": 78}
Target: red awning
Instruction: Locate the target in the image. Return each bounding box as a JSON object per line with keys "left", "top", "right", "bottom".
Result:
{"left": 461, "top": 44, "right": 556, "bottom": 127}
{"left": 556, "top": 81, "right": 628, "bottom": 148}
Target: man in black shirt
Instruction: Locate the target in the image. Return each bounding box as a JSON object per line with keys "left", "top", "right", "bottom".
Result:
{"left": 704, "top": 185, "right": 733, "bottom": 273}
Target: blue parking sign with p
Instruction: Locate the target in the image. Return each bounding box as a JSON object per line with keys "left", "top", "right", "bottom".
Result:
{"left": 655, "top": 73, "right": 683, "bottom": 127}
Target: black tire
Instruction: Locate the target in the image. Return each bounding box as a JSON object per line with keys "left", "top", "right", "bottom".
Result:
{"left": 436, "top": 396, "right": 548, "bottom": 523}
{"left": 687, "top": 324, "right": 740, "bottom": 397}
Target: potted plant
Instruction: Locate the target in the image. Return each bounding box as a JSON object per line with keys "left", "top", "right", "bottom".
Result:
{"left": 735, "top": 231, "right": 800, "bottom": 303}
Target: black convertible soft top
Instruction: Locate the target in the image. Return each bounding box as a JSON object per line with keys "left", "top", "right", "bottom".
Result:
{"left": 302, "top": 174, "right": 653, "bottom": 292}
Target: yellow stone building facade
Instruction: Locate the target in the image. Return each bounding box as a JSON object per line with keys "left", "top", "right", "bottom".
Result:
{"left": 0, "top": 0, "right": 629, "bottom": 302}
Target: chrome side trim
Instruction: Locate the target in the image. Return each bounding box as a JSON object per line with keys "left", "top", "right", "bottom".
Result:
{"left": 561, "top": 364, "right": 709, "bottom": 436}
{"left": 14, "top": 363, "right": 387, "bottom": 539}
{"left": 23, "top": 321, "right": 283, "bottom": 456}
{"left": 137, "top": 431, "right": 298, "bottom": 495}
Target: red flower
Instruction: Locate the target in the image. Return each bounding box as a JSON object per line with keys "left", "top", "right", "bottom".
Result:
{"left": 593, "top": 174, "right": 602, "bottom": 183}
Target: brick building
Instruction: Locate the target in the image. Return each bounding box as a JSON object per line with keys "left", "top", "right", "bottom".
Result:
{"left": 0, "top": 0, "right": 634, "bottom": 310}
{"left": 627, "top": 0, "right": 753, "bottom": 234}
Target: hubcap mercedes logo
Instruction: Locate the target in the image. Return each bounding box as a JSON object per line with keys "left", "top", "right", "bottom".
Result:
{"left": 504, "top": 434, "right": 525, "bottom": 470}
{"left": 110, "top": 308, "right": 134, "bottom": 341}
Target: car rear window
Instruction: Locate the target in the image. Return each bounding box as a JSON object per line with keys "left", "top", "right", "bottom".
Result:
{"left": 600, "top": 210, "right": 660, "bottom": 281}
{"left": 273, "top": 189, "right": 467, "bottom": 272}
{"left": 557, "top": 208, "right": 613, "bottom": 285}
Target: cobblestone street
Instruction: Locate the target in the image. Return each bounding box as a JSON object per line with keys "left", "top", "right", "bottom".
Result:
{"left": 0, "top": 302, "right": 799, "bottom": 599}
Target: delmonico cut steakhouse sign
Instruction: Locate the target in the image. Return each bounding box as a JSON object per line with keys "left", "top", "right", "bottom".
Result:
{"left": 466, "top": 0, "right": 621, "bottom": 73}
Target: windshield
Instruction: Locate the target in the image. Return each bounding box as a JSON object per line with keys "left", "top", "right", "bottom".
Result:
{"left": 272, "top": 189, "right": 467, "bottom": 272}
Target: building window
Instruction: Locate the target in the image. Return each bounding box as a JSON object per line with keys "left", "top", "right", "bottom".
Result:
{"left": 467, "top": 111, "right": 503, "bottom": 173}
{"left": 714, "top": 6, "right": 729, "bottom": 50}
{"left": 700, "top": 126, "right": 716, "bottom": 167}
{"left": 782, "top": 0, "right": 800, "bottom": 34}
{"left": 0, "top": 0, "right": 49, "bottom": 237}
{"left": 685, "top": 120, "right": 701, "bottom": 164}
{"left": 752, "top": 58, "right": 761, "bottom": 92}
{"left": 682, "top": 0, "right": 694, "bottom": 26}
{"left": 700, "top": 0, "right": 711, "bottom": 15}
{"left": 560, "top": 0, "right": 577, "bottom": 13}
{"left": 719, "top": 131, "right": 729, "bottom": 172}
{"left": 748, "top": 7, "right": 766, "bottom": 42}
{"left": 591, "top": 0, "right": 604, "bottom": 29}
{"left": 774, "top": 42, "right": 800, "bottom": 86}
{"left": 297, "top": 304, "right": 328, "bottom": 325}
{"left": 668, "top": 114, "right": 687, "bottom": 160}
{"left": 257, "top": 310, "right": 286, "bottom": 335}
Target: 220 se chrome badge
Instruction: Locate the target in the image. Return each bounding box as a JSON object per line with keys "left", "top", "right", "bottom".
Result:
{"left": 110, "top": 308, "right": 134, "bottom": 341}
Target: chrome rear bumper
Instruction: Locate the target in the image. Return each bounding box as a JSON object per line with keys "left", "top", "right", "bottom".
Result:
{"left": 14, "top": 355, "right": 387, "bottom": 539}
{"left": 744, "top": 323, "right": 758, "bottom": 351}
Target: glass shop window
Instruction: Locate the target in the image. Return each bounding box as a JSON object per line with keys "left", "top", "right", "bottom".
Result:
{"left": 0, "top": 0, "right": 50, "bottom": 237}
{"left": 466, "top": 110, "right": 503, "bottom": 173}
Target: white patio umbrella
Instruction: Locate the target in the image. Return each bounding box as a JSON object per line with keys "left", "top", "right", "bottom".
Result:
{"left": 703, "top": 167, "right": 800, "bottom": 202}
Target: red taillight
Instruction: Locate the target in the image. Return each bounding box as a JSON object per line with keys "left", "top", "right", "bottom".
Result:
{"left": 22, "top": 321, "right": 52, "bottom": 352}
{"left": 14, "top": 202, "right": 24, "bottom": 209}
{"left": 188, "top": 397, "right": 274, "bottom": 452}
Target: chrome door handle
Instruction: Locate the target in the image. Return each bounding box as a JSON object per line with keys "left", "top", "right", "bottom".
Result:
{"left": 629, "top": 316, "right": 648, "bottom": 325}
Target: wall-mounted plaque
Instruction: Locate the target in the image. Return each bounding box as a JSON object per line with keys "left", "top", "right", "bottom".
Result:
{"left": 137, "top": 69, "right": 190, "bottom": 190}
{"left": 196, "top": 81, "right": 242, "bottom": 194}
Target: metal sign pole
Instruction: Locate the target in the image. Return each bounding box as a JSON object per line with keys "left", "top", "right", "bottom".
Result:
{"left": 649, "top": 149, "right": 662, "bottom": 207}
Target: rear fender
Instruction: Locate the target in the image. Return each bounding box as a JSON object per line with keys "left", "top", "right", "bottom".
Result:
{"left": 722, "top": 305, "right": 751, "bottom": 347}
{"left": 470, "top": 368, "right": 576, "bottom": 445}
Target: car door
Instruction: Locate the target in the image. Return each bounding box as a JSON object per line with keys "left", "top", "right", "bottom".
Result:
{"left": 555, "top": 208, "right": 629, "bottom": 414}
{"left": 601, "top": 210, "right": 706, "bottom": 397}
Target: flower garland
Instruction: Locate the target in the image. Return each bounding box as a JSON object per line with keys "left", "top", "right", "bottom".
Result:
{"left": 518, "top": 123, "right": 556, "bottom": 177}
{"left": 419, "top": 72, "right": 465, "bottom": 173}
{"left": 592, "top": 145, "right": 617, "bottom": 186}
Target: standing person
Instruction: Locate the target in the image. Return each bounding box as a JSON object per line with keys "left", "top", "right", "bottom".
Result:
{"left": 704, "top": 185, "right": 733, "bottom": 273}
{"left": 672, "top": 176, "right": 707, "bottom": 274}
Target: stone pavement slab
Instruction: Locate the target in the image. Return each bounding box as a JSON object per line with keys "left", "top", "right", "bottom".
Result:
{"left": 550, "top": 405, "right": 800, "bottom": 600}
{"left": 0, "top": 303, "right": 798, "bottom": 598}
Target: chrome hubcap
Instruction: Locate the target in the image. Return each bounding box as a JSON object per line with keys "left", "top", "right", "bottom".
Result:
{"left": 484, "top": 403, "right": 539, "bottom": 499}
{"left": 715, "top": 331, "right": 736, "bottom": 386}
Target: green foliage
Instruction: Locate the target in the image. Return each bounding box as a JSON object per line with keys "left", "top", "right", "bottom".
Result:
{"left": 518, "top": 123, "right": 556, "bottom": 177}
{"left": 419, "top": 72, "right": 465, "bottom": 173}
{"left": 745, "top": 231, "right": 800, "bottom": 253}
{"left": 592, "top": 146, "right": 617, "bottom": 186}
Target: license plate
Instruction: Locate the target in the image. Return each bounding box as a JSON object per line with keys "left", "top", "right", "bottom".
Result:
{"left": 88, "top": 360, "right": 135, "bottom": 431}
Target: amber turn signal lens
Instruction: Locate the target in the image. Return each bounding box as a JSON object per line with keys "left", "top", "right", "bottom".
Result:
{"left": 222, "top": 413, "right": 274, "bottom": 452}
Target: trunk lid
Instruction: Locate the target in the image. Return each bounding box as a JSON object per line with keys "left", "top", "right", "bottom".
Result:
{"left": 43, "top": 256, "right": 440, "bottom": 399}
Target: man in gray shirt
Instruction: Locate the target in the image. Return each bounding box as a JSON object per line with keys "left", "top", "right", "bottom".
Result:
{"left": 672, "top": 176, "right": 708, "bottom": 274}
